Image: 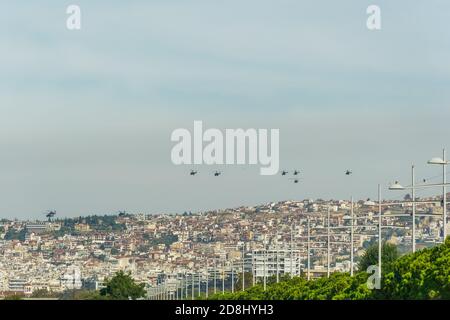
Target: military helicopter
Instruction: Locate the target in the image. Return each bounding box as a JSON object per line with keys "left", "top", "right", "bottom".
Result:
{"left": 281, "top": 171, "right": 289, "bottom": 176}
{"left": 213, "top": 171, "right": 221, "bottom": 177}
{"left": 118, "top": 210, "right": 127, "bottom": 217}
{"left": 345, "top": 170, "right": 353, "bottom": 176}
{"left": 45, "top": 210, "right": 56, "bottom": 222}
{"left": 289, "top": 178, "right": 299, "bottom": 184}
{"left": 190, "top": 170, "right": 198, "bottom": 176}
{"left": 293, "top": 170, "right": 300, "bottom": 175}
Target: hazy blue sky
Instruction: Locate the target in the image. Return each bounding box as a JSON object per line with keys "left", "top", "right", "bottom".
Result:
{"left": 1, "top": 1, "right": 450, "bottom": 219}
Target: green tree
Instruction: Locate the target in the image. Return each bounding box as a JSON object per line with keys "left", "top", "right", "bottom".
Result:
{"left": 357, "top": 242, "right": 399, "bottom": 273}
{"left": 4, "top": 228, "right": 27, "bottom": 241}
{"left": 208, "top": 273, "right": 373, "bottom": 300}
{"left": 30, "top": 289, "right": 59, "bottom": 299}
{"left": 235, "top": 272, "right": 254, "bottom": 291}
{"left": 382, "top": 237, "right": 450, "bottom": 299}
{"left": 60, "top": 289, "right": 105, "bottom": 300}
{"left": 100, "top": 271, "right": 146, "bottom": 300}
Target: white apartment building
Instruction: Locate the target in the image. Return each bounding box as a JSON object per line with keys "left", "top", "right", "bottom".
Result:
{"left": 252, "top": 248, "right": 302, "bottom": 280}
{"left": 60, "top": 266, "right": 82, "bottom": 290}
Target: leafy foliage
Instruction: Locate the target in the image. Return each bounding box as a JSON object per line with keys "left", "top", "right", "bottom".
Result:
{"left": 208, "top": 273, "right": 372, "bottom": 300}
{"left": 100, "top": 271, "right": 146, "bottom": 300}
{"left": 358, "top": 242, "right": 399, "bottom": 273}
{"left": 209, "top": 238, "right": 450, "bottom": 300}
{"left": 147, "top": 233, "right": 178, "bottom": 247}
{"left": 30, "top": 289, "right": 60, "bottom": 298}
{"left": 52, "top": 215, "right": 126, "bottom": 237}
{"left": 60, "top": 272, "right": 145, "bottom": 300}
{"left": 234, "top": 272, "right": 254, "bottom": 291}
{"left": 4, "top": 228, "right": 27, "bottom": 241}
{"left": 382, "top": 237, "right": 450, "bottom": 299}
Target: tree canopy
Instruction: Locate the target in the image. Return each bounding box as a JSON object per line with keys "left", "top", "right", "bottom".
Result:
{"left": 100, "top": 271, "right": 146, "bottom": 300}
{"left": 208, "top": 238, "right": 450, "bottom": 300}
{"left": 357, "top": 241, "right": 399, "bottom": 273}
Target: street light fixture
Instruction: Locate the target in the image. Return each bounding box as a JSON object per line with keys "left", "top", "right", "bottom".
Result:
{"left": 428, "top": 157, "right": 448, "bottom": 165}
{"left": 389, "top": 165, "right": 417, "bottom": 252}
{"left": 389, "top": 150, "right": 450, "bottom": 251}
{"left": 428, "top": 148, "right": 448, "bottom": 241}
{"left": 388, "top": 182, "right": 405, "bottom": 190}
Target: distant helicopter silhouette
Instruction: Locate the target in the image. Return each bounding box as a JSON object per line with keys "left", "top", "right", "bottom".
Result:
{"left": 45, "top": 210, "right": 56, "bottom": 222}
{"left": 293, "top": 170, "right": 300, "bottom": 176}
{"left": 213, "top": 171, "right": 221, "bottom": 177}
{"left": 281, "top": 171, "right": 288, "bottom": 176}
{"left": 345, "top": 170, "right": 353, "bottom": 176}
{"left": 118, "top": 211, "right": 127, "bottom": 217}
{"left": 190, "top": 170, "right": 198, "bottom": 176}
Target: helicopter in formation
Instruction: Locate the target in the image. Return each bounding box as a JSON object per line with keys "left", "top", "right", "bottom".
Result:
{"left": 280, "top": 169, "right": 301, "bottom": 183}
{"left": 118, "top": 211, "right": 128, "bottom": 217}
{"left": 190, "top": 170, "right": 223, "bottom": 177}
{"left": 45, "top": 210, "right": 56, "bottom": 222}
{"left": 187, "top": 167, "right": 355, "bottom": 185}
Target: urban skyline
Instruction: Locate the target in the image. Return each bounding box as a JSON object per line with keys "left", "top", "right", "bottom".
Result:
{"left": 1, "top": 190, "right": 448, "bottom": 298}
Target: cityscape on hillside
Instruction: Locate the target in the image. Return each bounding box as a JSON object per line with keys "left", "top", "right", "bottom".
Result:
{"left": 3, "top": 2, "right": 450, "bottom": 304}
{"left": 1, "top": 190, "right": 448, "bottom": 298}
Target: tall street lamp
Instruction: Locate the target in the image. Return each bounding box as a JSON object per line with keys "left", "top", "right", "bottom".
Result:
{"left": 389, "top": 165, "right": 417, "bottom": 252}
{"left": 389, "top": 161, "right": 450, "bottom": 251}
{"left": 428, "top": 148, "right": 449, "bottom": 241}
